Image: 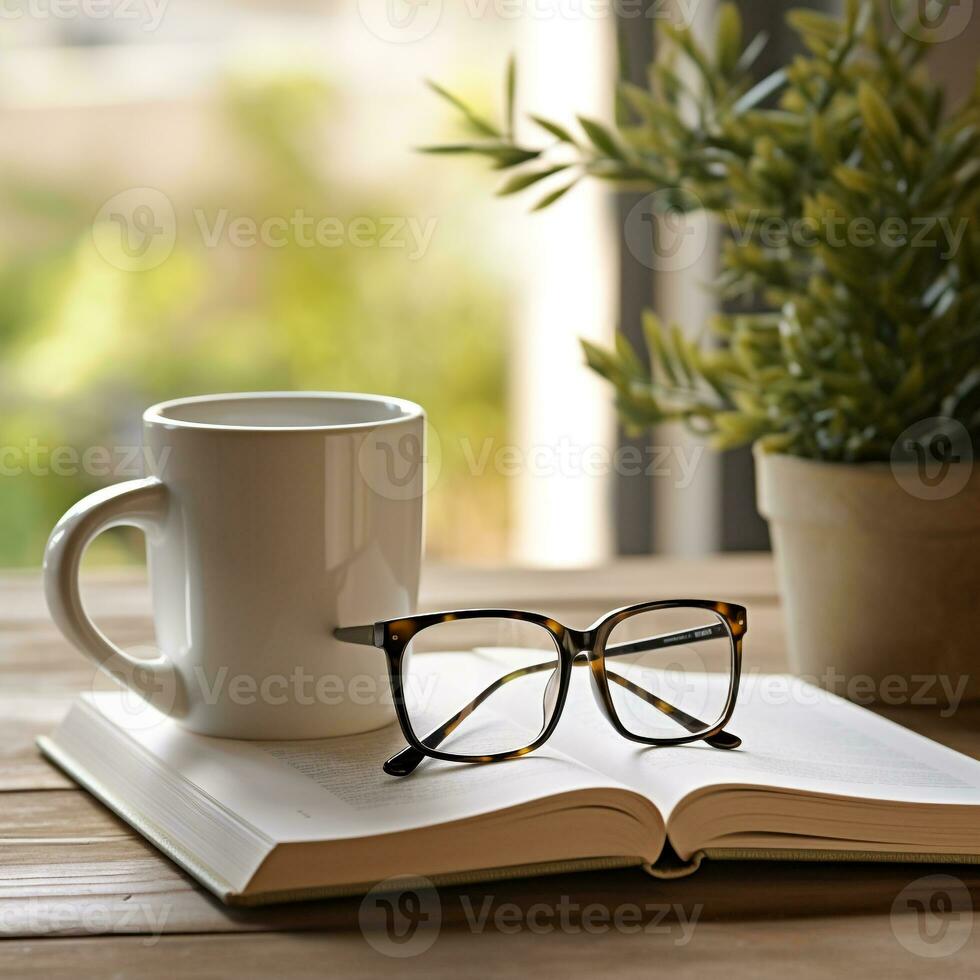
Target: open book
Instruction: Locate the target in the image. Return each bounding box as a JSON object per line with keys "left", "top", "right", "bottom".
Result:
{"left": 39, "top": 664, "right": 980, "bottom": 906}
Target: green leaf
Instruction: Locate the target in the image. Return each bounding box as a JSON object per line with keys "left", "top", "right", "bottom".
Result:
{"left": 417, "top": 143, "right": 542, "bottom": 173}
{"left": 490, "top": 147, "right": 544, "bottom": 169}
{"left": 759, "top": 431, "right": 797, "bottom": 453}
{"left": 581, "top": 339, "right": 620, "bottom": 382}
{"left": 531, "top": 180, "right": 579, "bottom": 210}
{"left": 577, "top": 116, "right": 624, "bottom": 159}
{"left": 735, "top": 31, "right": 769, "bottom": 75}
{"left": 715, "top": 2, "right": 743, "bottom": 76}
{"left": 529, "top": 114, "right": 577, "bottom": 145}
{"left": 893, "top": 359, "right": 924, "bottom": 404}
{"left": 857, "top": 82, "right": 901, "bottom": 154}
{"left": 496, "top": 165, "right": 570, "bottom": 196}
{"left": 618, "top": 82, "right": 688, "bottom": 141}
{"left": 670, "top": 324, "right": 697, "bottom": 386}
{"left": 421, "top": 2, "right": 977, "bottom": 463}
{"left": 642, "top": 310, "right": 680, "bottom": 387}
{"left": 614, "top": 331, "right": 645, "bottom": 379}
{"left": 711, "top": 411, "right": 770, "bottom": 449}
{"left": 833, "top": 165, "right": 879, "bottom": 195}
{"left": 786, "top": 9, "right": 841, "bottom": 45}
{"left": 417, "top": 143, "right": 501, "bottom": 155}
{"left": 652, "top": 59, "right": 684, "bottom": 106}
{"left": 505, "top": 55, "right": 517, "bottom": 138}
{"left": 425, "top": 80, "right": 501, "bottom": 138}
{"left": 660, "top": 22, "right": 716, "bottom": 95}
{"left": 418, "top": 142, "right": 535, "bottom": 161}
{"left": 810, "top": 114, "right": 840, "bottom": 166}
{"left": 731, "top": 69, "right": 787, "bottom": 115}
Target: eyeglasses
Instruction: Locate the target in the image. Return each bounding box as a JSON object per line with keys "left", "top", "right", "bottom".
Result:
{"left": 335, "top": 600, "right": 745, "bottom": 776}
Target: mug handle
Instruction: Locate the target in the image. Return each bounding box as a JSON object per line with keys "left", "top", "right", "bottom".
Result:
{"left": 43, "top": 477, "right": 185, "bottom": 717}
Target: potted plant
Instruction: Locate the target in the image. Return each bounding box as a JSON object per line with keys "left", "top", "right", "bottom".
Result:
{"left": 424, "top": 0, "right": 980, "bottom": 703}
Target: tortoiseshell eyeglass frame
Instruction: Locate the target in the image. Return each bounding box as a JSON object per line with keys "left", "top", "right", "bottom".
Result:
{"left": 335, "top": 600, "right": 746, "bottom": 777}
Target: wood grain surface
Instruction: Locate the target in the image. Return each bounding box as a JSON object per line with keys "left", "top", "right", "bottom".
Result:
{"left": 1, "top": 558, "right": 977, "bottom": 977}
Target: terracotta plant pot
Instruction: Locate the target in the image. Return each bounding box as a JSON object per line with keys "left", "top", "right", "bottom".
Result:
{"left": 754, "top": 445, "right": 980, "bottom": 709}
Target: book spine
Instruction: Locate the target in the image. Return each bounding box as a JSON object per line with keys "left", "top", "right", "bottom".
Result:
{"left": 642, "top": 850, "right": 705, "bottom": 880}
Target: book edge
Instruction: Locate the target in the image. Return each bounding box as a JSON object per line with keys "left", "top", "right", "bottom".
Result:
{"left": 38, "top": 729, "right": 980, "bottom": 907}
{"left": 38, "top": 733, "right": 240, "bottom": 905}
{"left": 701, "top": 846, "right": 980, "bottom": 865}
{"left": 38, "top": 729, "right": 652, "bottom": 908}
{"left": 75, "top": 692, "right": 278, "bottom": 850}
{"left": 234, "top": 848, "right": 980, "bottom": 903}
{"left": 227, "top": 856, "right": 647, "bottom": 907}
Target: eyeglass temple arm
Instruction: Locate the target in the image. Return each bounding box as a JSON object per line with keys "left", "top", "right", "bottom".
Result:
{"left": 384, "top": 661, "right": 555, "bottom": 775}
{"left": 379, "top": 624, "right": 740, "bottom": 777}
{"left": 598, "top": 620, "right": 739, "bottom": 748}
{"left": 383, "top": 662, "right": 738, "bottom": 777}
{"left": 333, "top": 625, "right": 378, "bottom": 646}
{"left": 604, "top": 620, "right": 730, "bottom": 658}
{"left": 333, "top": 620, "right": 729, "bottom": 653}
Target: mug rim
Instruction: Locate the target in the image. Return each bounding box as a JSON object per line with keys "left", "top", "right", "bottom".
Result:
{"left": 144, "top": 391, "right": 424, "bottom": 433}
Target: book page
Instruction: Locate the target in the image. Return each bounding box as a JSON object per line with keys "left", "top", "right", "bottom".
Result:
{"left": 85, "top": 655, "right": 629, "bottom": 845}
{"left": 542, "top": 673, "right": 980, "bottom": 819}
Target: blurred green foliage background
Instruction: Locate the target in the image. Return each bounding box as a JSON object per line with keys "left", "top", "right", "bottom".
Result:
{"left": 0, "top": 75, "right": 509, "bottom": 565}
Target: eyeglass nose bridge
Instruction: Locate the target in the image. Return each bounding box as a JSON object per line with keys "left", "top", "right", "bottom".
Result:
{"left": 558, "top": 626, "right": 617, "bottom": 723}
{"left": 561, "top": 627, "right": 598, "bottom": 665}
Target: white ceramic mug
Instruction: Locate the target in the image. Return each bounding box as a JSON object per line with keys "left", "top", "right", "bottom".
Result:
{"left": 43, "top": 392, "right": 425, "bottom": 739}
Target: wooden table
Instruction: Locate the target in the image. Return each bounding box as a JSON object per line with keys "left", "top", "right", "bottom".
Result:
{"left": 1, "top": 556, "right": 978, "bottom": 978}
